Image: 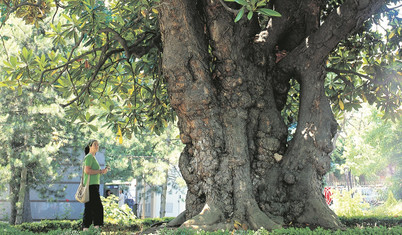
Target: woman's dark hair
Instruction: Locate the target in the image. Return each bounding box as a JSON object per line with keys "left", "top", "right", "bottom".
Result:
{"left": 84, "top": 146, "right": 90, "bottom": 155}
{"left": 85, "top": 139, "right": 97, "bottom": 155}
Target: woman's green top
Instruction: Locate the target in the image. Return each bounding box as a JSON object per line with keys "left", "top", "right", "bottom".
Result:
{"left": 83, "top": 153, "right": 100, "bottom": 185}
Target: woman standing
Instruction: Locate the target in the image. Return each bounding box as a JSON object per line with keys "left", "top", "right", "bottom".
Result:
{"left": 82, "top": 139, "right": 108, "bottom": 231}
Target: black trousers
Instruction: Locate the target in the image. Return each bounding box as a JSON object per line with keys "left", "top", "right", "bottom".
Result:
{"left": 83, "top": 185, "right": 104, "bottom": 228}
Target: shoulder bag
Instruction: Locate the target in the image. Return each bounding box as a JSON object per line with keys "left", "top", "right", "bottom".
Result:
{"left": 75, "top": 164, "right": 90, "bottom": 203}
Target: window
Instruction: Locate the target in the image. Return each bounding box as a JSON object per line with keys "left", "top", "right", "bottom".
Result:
{"left": 166, "top": 203, "right": 173, "bottom": 213}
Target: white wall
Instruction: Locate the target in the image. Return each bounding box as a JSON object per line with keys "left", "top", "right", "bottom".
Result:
{"left": 137, "top": 176, "right": 186, "bottom": 218}
{"left": 0, "top": 151, "right": 105, "bottom": 221}
{"left": 0, "top": 151, "right": 187, "bottom": 221}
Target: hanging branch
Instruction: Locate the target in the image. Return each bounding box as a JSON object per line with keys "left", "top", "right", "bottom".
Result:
{"left": 218, "top": 0, "right": 239, "bottom": 14}
{"left": 60, "top": 46, "right": 109, "bottom": 108}
{"left": 99, "top": 27, "right": 132, "bottom": 59}
{"left": 326, "top": 67, "right": 372, "bottom": 80}
{"left": 1, "top": 36, "right": 9, "bottom": 61}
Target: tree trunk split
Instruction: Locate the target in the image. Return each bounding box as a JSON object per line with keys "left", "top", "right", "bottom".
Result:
{"left": 158, "top": 0, "right": 383, "bottom": 231}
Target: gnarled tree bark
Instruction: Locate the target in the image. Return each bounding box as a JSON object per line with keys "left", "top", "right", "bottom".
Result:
{"left": 159, "top": 0, "right": 388, "bottom": 231}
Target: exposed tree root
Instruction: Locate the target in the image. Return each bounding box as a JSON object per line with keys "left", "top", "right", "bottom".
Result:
{"left": 167, "top": 211, "right": 187, "bottom": 227}
{"left": 178, "top": 202, "right": 283, "bottom": 231}
{"left": 246, "top": 202, "right": 282, "bottom": 230}
{"left": 181, "top": 203, "right": 223, "bottom": 228}
{"left": 296, "top": 197, "right": 343, "bottom": 229}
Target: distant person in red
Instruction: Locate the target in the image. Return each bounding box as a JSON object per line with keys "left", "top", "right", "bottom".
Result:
{"left": 324, "top": 187, "right": 333, "bottom": 205}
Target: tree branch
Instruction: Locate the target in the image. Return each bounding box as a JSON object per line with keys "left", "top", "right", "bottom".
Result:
{"left": 51, "top": 32, "right": 158, "bottom": 107}
{"left": 1, "top": 36, "right": 9, "bottom": 61}
{"left": 278, "top": 0, "right": 388, "bottom": 72}
{"left": 59, "top": 36, "right": 156, "bottom": 108}
{"left": 36, "top": 34, "right": 85, "bottom": 91}
{"left": 60, "top": 47, "right": 109, "bottom": 108}
{"left": 52, "top": 3, "right": 59, "bottom": 24}
{"left": 129, "top": 32, "right": 159, "bottom": 57}
{"left": 218, "top": 0, "right": 239, "bottom": 14}
{"left": 37, "top": 47, "right": 103, "bottom": 90}
{"left": 39, "top": 32, "right": 156, "bottom": 89}
{"left": 326, "top": 67, "right": 371, "bottom": 80}
{"left": 99, "top": 27, "right": 131, "bottom": 59}
{"left": 326, "top": 67, "right": 387, "bottom": 86}
{"left": 67, "top": 70, "right": 79, "bottom": 97}
{"left": 0, "top": 9, "right": 11, "bottom": 31}
{"left": 54, "top": 0, "right": 66, "bottom": 9}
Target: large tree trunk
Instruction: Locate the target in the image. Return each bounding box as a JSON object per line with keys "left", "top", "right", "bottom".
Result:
{"left": 9, "top": 167, "right": 31, "bottom": 224}
{"left": 9, "top": 136, "right": 22, "bottom": 225}
{"left": 23, "top": 188, "right": 32, "bottom": 223}
{"left": 9, "top": 168, "right": 19, "bottom": 225}
{"left": 159, "top": 0, "right": 388, "bottom": 231}
{"left": 141, "top": 180, "right": 146, "bottom": 219}
{"left": 15, "top": 167, "right": 27, "bottom": 225}
{"left": 160, "top": 169, "right": 169, "bottom": 218}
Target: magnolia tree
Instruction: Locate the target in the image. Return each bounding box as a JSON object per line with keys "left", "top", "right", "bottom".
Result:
{"left": 0, "top": 15, "right": 86, "bottom": 225}
{"left": 1, "top": 0, "right": 401, "bottom": 230}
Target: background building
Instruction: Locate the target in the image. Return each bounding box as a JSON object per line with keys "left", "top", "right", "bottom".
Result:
{"left": 0, "top": 152, "right": 186, "bottom": 221}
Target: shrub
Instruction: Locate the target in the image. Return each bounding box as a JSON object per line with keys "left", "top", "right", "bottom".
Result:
{"left": 102, "top": 195, "right": 136, "bottom": 226}
{"left": 370, "top": 191, "right": 402, "bottom": 216}
{"left": 0, "top": 222, "right": 35, "bottom": 235}
{"left": 331, "top": 189, "right": 370, "bottom": 216}
{"left": 13, "top": 217, "right": 174, "bottom": 234}
{"left": 158, "top": 226, "right": 402, "bottom": 235}
{"left": 7, "top": 216, "right": 401, "bottom": 234}
{"left": 339, "top": 216, "right": 402, "bottom": 227}
{"left": 15, "top": 220, "right": 81, "bottom": 233}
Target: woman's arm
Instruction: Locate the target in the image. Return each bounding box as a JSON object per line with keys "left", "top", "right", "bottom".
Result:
{"left": 84, "top": 166, "right": 107, "bottom": 175}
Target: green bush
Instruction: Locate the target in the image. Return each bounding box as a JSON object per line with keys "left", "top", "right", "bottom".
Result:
{"left": 339, "top": 216, "right": 402, "bottom": 227}
{"left": 370, "top": 191, "right": 402, "bottom": 216}
{"left": 331, "top": 188, "right": 402, "bottom": 218}
{"left": 14, "top": 220, "right": 81, "bottom": 233}
{"left": 158, "top": 226, "right": 402, "bottom": 235}
{"left": 2, "top": 221, "right": 82, "bottom": 235}
{"left": 0, "top": 222, "right": 35, "bottom": 235}
{"left": 331, "top": 189, "right": 370, "bottom": 216}
{"left": 6, "top": 217, "right": 401, "bottom": 234}
{"left": 101, "top": 194, "right": 136, "bottom": 226}
{"left": 10, "top": 217, "right": 174, "bottom": 234}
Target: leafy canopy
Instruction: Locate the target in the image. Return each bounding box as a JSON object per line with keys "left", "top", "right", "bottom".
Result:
{"left": 1, "top": 0, "right": 172, "bottom": 138}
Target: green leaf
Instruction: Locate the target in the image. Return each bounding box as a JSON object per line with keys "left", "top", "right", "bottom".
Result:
{"left": 235, "top": 0, "right": 248, "bottom": 5}
{"left": 257, "top": 0, "right": 266, "bottom": 7}
{"left": 88, "top": 115, "right": 97, "bottom": 122}
{"left": 50, "top": 23, "right": 57, "bottom": 32}
{"left": 62, "top": 13, "right": 73, "bottom": 22}
{"left": 15, "top": 73, "right": 23, "bottom": 81}
{"left": 339, "top": 99, "right": 344, "bottom": 110}
{"left": 235, "top": 7, "right": 245, "bottom": 22}
{"left": 256, "top": 8, "right": 282, "bottom": 17}
{"left": 89, "top": 124, "right": 98, "bottom": 132}
{"left": 247, "top": 11, "right": 253, "bottom": 20}
{"left": 10, "top": 56, "right": 18, "bottom": 67}
{"left": 388, "top": 31, "right": 395, "bottom": 39}
{"left": 17, "top": 85, "right": 22, "bottom": 96}
{"left": 22, "top": 47, "right": 29, "bottom": 60}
